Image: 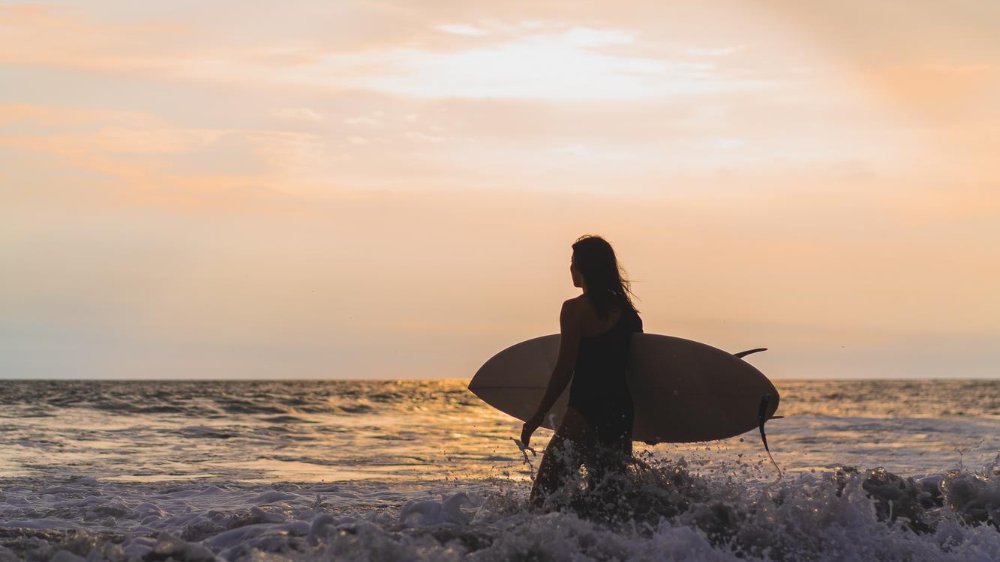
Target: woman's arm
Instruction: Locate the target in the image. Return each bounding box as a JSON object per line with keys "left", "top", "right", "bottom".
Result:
{"left": 520, "top": 300, "right": 582, "bottom": 446}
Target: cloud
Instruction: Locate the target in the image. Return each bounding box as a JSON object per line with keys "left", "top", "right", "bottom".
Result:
{"left": 683, "top": 46, "right": 743, "bottom": 57}
{"left": 436, "top": 23, "right": 488, "bottom": 36}
{"left": 561, "top": 27, "right": 634, "bottom": 47}
{"left": 0, "top": 103, "right": 327, "bottom": 209}
{"left": 346, "top": 36, "right": 761, "bottom": 101}
{"left": 274, "top": 107, "right": 326, "bottom": 122}
{"left": 0, "top": 5, "right": 770, "bottom": 103}
{"left": 0, "top": 4, "right": 188, "bottom": 72}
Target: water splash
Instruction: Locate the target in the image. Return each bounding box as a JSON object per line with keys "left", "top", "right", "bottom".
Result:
{"left": 4, "top": 460, "right": 1000, "bottom": 560}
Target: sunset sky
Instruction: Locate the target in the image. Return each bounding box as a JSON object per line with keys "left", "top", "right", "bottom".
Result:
{"left": 2, "top": 1, "right": 999, "bottom": 379}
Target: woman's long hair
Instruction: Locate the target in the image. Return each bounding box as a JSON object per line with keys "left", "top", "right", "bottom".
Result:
{"left": 571, "top": 235, "right": 639, "bottom": 319}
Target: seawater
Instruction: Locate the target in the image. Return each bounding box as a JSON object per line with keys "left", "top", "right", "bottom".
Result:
{"left": 1, "top": 379, "right": 1000, "bottom": 560}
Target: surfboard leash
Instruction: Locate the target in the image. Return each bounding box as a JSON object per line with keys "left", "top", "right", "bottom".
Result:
{"left": 757, "top": 394, "right": 782, "bottom": 478}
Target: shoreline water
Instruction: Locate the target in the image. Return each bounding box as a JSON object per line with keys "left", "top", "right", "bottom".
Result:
{"left": 3, "top": 461, "right": 1000, "bottom": 561}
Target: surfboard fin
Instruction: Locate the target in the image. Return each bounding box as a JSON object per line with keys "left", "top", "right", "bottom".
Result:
{"left": 757, "top": 394, "right": 782, "bottom": 478}
{"left": 735, "top": 348, "right": 768, "bottom": 359}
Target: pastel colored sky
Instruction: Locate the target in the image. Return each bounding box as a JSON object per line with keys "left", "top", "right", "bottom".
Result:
{"left": 2, "top": 1, "right": 999, "bottom": 379}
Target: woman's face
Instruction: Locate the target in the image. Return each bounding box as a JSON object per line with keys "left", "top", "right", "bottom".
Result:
{"left": 570, "top": 259, "right": 583, "bottom": 288}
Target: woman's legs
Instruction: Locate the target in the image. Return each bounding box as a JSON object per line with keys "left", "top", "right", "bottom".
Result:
{"left": 587, "top": 418, "right": 632, "bottom": 494}
{"left": 529, "top": 407, "right": 594, "bottom": 507}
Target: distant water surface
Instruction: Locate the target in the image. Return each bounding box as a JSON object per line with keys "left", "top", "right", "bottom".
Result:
{"left": 1, "top": 379, "right": 998, "bottom": 481}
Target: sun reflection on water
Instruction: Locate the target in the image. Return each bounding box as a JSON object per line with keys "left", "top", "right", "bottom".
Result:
{"left": 0, "top": 379, "right": 998, "bottom": 483}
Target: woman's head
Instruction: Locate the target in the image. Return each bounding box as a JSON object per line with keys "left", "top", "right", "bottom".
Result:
{"left": 570, "top": 235, "right": 638, "bottom": 318}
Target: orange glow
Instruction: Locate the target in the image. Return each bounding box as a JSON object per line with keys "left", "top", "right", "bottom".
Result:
{"left": 1, "top": 2, "right": 998, "bottom": 379}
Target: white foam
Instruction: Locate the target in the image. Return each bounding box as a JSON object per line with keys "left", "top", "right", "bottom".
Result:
{"left": 1, "top": 461, "right": 999, "bottom": 561}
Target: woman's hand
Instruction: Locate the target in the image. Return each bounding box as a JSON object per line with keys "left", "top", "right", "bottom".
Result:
{"left": 520, "top": 414, "right": 544, "bottom": 448}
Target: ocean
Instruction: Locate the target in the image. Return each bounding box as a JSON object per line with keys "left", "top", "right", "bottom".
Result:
{"left": 1, "top": 379, "right": 1000, "bottom": 561}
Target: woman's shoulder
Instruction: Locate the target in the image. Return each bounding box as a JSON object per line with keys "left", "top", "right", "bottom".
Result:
{"left": 560, "top": 295, "right": 588, "bottom": 316}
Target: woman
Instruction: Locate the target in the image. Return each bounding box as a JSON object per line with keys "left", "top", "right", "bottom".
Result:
{"left": 520, "top": 235, "right": 643, "bottom": 506}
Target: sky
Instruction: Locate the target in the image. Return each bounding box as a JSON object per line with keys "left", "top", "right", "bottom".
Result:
{"left": 2, "top": 1, "right": 999, "bottom": 379}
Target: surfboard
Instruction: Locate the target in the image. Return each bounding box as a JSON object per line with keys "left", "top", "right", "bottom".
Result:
{"left": 468, "top": 333, "right": 780, "bottom": 444}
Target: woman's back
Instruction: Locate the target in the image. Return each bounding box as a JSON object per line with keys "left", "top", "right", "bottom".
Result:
{"left": 568, "top": 300, "right": 643, "bottom": 445}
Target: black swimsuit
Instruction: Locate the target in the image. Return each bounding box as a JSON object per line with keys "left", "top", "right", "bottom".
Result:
{"left": 567, "top": 307, "right": 643, "bottom": 450}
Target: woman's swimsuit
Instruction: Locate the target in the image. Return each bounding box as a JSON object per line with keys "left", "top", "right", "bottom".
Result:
{"left": 567, "top": 307, "right": 643, "bottom": 452}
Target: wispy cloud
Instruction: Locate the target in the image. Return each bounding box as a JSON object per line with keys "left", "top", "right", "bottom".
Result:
{"left": 561, "top": 27, "right": 634, "bottom": 47}
{"left": 0, "top": 4, "right": 188, "bottom": 72}
{"left": 340, "top": 35, "right": 759, "bottom": 101}
{"left": 683, "top": 46, "right": 744, "bottom": 57}
{"left": 436, "top": 23, "right": 488, "bottom": 37}
{"left": 274, "top": 107, "right": 326, "bottom": 122}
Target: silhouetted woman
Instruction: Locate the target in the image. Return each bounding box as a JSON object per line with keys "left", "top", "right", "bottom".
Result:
{"left": 521, "top": 235, "right": 643, "bottom": 506}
